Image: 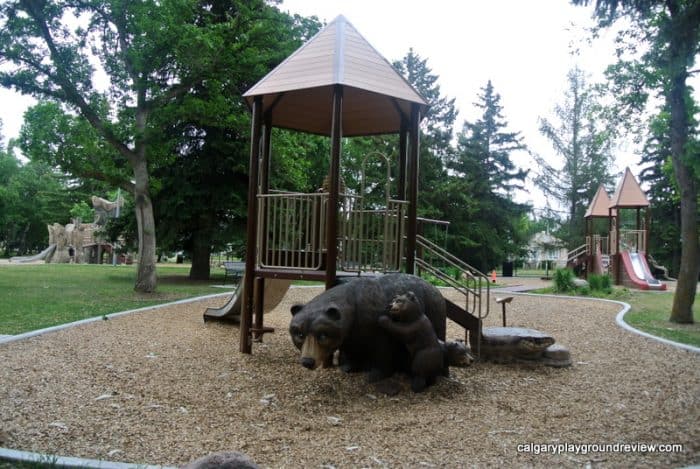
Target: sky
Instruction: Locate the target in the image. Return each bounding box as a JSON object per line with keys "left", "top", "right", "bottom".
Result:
{"left": 0, "top": 1, "right": 685, "bottom": 210}
{"left": 278, "top": 0, "right": 641, "bottom": 211}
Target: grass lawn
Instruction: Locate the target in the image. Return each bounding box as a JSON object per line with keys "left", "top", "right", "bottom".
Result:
{"left": 2, "top": 264, "right": 697, "bottom": 349}
{"left": 0, "top": 263, "right": 231, "bottom": 335}
{"left": 533, "top": 285, "right": 700, "bottom": 347}
{"left": 622, "top": 290, "right": 700, "bottom": 347}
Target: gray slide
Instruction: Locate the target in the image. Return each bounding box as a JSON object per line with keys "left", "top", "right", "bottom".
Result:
{"left": 204, "top": 278, "right": 292, "bottom": 323}
{"left": 203, "top": 275, "right": 292, "bottom": 323}
{"left": 204, "top": 282, "right": 243, "bottom": 322}
{"left": 628, "top": 252, "right": 662, "bottom": 286}
{"left": 10, "top": 244, "right": 56, "bottom": 263}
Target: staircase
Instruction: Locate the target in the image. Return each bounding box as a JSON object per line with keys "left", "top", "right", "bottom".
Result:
{"left": 567, "top": 243, "right": 587, "bottom": 265}
{"left": 416, "top": 235, "right": 489, "bottom": 353}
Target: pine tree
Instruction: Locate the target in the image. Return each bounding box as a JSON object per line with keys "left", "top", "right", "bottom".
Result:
{"left": 533, "top": 68, "right": 615, "bottom": 248}
{"left": 446, "top": 81, "right": 530, "bottom": 271}
{"left": 639, "top": 107, "right": 693, "bottom": 278}
{"left": 393, "top": 49, "right": 457, "bottom": 220}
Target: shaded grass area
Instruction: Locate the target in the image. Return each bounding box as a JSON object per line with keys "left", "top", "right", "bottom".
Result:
{"left": 533, "top": 285, "right": 699, "bottom": 347}
{"left": 0, "top": 264, "right": 230, "bottom": 335}
{"left": 622, "top": 290, "right": 700, "bottom": 347}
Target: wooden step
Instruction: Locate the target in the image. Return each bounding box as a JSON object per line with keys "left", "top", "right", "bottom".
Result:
{"left": 445, "top": 299, "right": 481, "bottom": 343}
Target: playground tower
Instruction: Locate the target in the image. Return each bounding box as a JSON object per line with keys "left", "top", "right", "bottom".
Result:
{"left": 572, "top": 168, "right": 666, "bottom": 290}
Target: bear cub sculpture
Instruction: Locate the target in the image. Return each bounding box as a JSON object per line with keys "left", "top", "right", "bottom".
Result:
{"left": 378, "top": 291, "right": 446, "bottom": 392}
{"left": 442, "top": 339, "right": 474, "bottom": 369}
{"left": 289, "top": 274, "right": 446, "bottom": 383}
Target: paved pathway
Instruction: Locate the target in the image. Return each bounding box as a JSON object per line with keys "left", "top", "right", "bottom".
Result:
{"left": 490, "top": 276, "right": 552, "bottom": 293}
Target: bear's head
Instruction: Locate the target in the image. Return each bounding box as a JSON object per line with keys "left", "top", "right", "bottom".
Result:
{"left": 289, "top": 303, "right": 344, "bottom": 370}
{"left": 444, "top": 340, "right": 475, "bottom": 367}
{"left": 388, "top": 291, "right": 422, "bottom": 322}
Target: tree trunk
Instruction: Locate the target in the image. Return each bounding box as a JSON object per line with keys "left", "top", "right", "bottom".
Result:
{"left": 668, "top": 124, "right": 698, "bottom": 323}
{"left": 132, "top": 157, "right": 158, "bottom": 293}
{"left": 189, "top": 223, "right": 212, "bottom": 280}
{"left": 667, "top": 16, "right": 699, "bottom": 323}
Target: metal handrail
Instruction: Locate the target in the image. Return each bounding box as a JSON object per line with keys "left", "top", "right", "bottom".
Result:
{"left": 567, "top": 243, "right": 587, "bottom": 262}
{"left": 416, "top": 235, "right": 489, "bottom": 319}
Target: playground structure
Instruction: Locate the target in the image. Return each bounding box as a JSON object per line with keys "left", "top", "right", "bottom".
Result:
{"left": 10, "top": 195, "right": 124, "bottom": 265}
{"left": 214, "top": 15, "right": 490, "bottom": 355}
{"left": 568, "top": 168, "right": 666, "bottom": 290}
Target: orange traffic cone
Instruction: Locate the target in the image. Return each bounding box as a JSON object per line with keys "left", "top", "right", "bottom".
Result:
{"left": 491, "top": 270, "right": 496, "bottom": 283}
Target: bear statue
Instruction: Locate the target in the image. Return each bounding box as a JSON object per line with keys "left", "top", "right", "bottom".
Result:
{"left": 441, "top": 339, "right": 475, "bottom": 369}
{"left": 378, "top": 291, "right": 446, "bottom": 392}
{"left": 289, "top": 273, "right": 446, "bottom": 383}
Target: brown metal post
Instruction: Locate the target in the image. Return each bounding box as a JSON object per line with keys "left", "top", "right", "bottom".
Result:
{"left": 253, "top": 116, "right": 272, "bottom": 340}
{"left": 405, "top": 104, "right": 420, "bottom": 275}
{"left": 636, "top": 208, "right": 641, "bottom": 252}
{"left": 258, "top": 114, "right": 272, "bottom": 272}
{"left": 645, "top": 208, "right": 650, "bottom": 253}
{"left": 398, "top": 118, "right": 408, "bottom": 200}
{"left": 326, "top": 85, "right": 343, "bottom": 289}
{"left": 396, "top": 118, "right": 408, "bottom": 269}
{"left": 241, "top": 96, "right": 262, "bottom": 354}
{"left": 253, "top": 276, "right": 265, "bottom": 341}
{"left": 261, "top": 115, "right": 272, "bottom": 195}
{"left": 616, "top": 208, "right": 621, "bottom": 284}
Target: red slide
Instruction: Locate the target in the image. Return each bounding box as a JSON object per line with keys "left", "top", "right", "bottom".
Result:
{"left": 620, "top": 250, "right": 667, "bottom": 290}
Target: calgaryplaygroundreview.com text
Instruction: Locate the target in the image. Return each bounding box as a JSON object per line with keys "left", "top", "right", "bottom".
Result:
{"left": 517, "top": 442, "right": 684, "bottom": 456}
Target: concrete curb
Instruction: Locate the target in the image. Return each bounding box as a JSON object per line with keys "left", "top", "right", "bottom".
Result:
{"left": 1, "top": 286, "right": 696, "bottom": 468}
{"left": 503, "top": 291, "right": 700, "bottom": 354}
{"left": 0, "top": 447, "right": 175, "bottom": 468}
{"left": 614, "top": 304, "right": 700, "bottom": 354}
{"left": 0, "top": 292, "right": 235, "bottom": 468}
{"left": 0, "top": 292, "right": 232, "bottom": 346}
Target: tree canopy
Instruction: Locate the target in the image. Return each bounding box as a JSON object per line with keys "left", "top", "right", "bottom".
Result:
{"left": 1, "top": 0, "right": 320, "bottom": 287}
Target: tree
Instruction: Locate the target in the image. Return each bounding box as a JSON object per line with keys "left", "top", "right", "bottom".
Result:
{"left": 393, "top": 49, "right": 457, "bottom": 221}
{"left": 533, "top": 67, "right": 615, "bottom": 248}
{"left": 639, "top": 109, "right": 684, "bottom": 276}
{"left": 0, "top": 122, "right": 19, "bottom": 256}
{"left": 573, "top": 0, "right": 699, "bottom": 323}
{"left": 0, "top": 156, "right": 71, "bottom": 256}
{"left": 1, "top": 0, "right": 218, "bottom": 291}
{"left": 445, "top": 81, "right": 530, "bottom": 271}
{"left": 149, "top": 7, "right": 321, "bottom": 280}
{"left": 339, "top": 49, "right": 457, "bottom": 247}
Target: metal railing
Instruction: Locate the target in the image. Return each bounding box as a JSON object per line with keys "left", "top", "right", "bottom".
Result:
{"left": 619, "top": 229, "right": 646, "bottom": 253}
{"left": 585, "top": 235, "right": 609, "bottom": 255}
{"left": 257, "top": 192, "right": 407, "bottom": 274}
{"left": 340, "top": 199, "right": 407, "bottom": 273}
{"left": 416, "top": 235, "right": 489, "bottom": 319}
{"left": 257, "top": 192, "right": 327, "bottom": 270}
{"left": 567, "top": 243, "right": 587, "bottom": 263}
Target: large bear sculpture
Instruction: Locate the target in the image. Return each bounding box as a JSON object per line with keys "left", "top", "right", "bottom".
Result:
{"left": 289, "top": 273, "right": 446, "bottom": 382}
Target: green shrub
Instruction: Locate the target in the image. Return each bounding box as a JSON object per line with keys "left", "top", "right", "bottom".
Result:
{"left": 553, "top": 268, "right": 576, "bottom": 292}
{"left": 588, "top": 273, "right": 612, "bottom": 293}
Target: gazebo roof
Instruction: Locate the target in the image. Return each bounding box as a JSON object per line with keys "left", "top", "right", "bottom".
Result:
{"left": 610, "top": 167, "right": 650, "bottom": 208}
{"left": 585, "top": 185, "right": 614, "bottom": 218}
{"left": 243, "top": 15, "right": 429, "bottom": 136}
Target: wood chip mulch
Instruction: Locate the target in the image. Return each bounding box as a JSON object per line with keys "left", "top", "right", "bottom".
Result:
{"left": 0, "top": 286, "right": 698, "bottom": 468}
